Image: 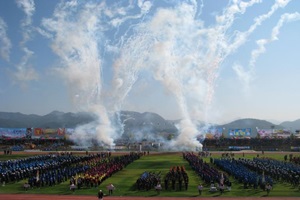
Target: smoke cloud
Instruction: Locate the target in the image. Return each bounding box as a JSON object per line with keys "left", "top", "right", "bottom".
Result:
{"left": 35, "top": 0, "right": 295, "bottom": 151}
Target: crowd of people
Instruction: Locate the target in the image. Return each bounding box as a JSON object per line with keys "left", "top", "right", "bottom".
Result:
{"left": 2, "top": 148, "right": 300, "bottom": 196}
{"left": 136, "top": 171, "right": 161, "bottom": 191}
{"left": 70, "top": 152, "right": 141, "bottom": 190}
{"left": 240, "top": 157, "right": 300, "bottom": 187}
{"left": 213, "top": 158, "right": 273, "bottom": 190}
{"left": 26, "top": 153, "right": 106, "bottom": 188}
{"left": 184, "top": 152, "right": 234, "bottom": 194}
{"left": 0, "top": 151, "right": 141, "bottom": 191}
{"left": 203, "top": 137, "right": 300, "bottom": 151}
{"left": 184, "top": 152, "right": 229, "bottom": 185}
{"left": 1, "top": 153, "right": 92, "bottom": 185}
{"left": 164, "top": 165, "right": 189, "bottom": 191}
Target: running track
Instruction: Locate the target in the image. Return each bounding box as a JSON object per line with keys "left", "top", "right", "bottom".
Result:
{"left": 0, "top": 194, "right": 299, "bottom": 200}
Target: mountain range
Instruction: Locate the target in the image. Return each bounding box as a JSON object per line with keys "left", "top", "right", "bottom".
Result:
{"left": 0, "top": 111, "right": 300, "bottom": 137}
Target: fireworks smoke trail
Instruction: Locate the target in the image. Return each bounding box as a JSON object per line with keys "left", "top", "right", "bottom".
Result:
{"left": 14, "top": 0, "right": 38, "bottom": 83}
{"left": 233, "top": 12, "right": 300, "bottom": 90}
{"left": 0, "top": 18, "right": 11, "bottom": 62}
{"left": 36, "top": 0, "right": 296, "bottom": 150}
{"left": 251, "top": 12, "right": 300, "bottom": 67}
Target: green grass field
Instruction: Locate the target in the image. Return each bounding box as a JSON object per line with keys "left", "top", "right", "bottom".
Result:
{"left": 0, "top": 151, "right": 299, "bottom": 197}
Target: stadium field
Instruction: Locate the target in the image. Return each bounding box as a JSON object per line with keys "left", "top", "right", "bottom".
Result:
{"left": 0, "top": 151, "right": 300, "bottom": 199}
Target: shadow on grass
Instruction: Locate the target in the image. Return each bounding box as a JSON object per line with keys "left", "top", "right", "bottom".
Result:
{"left": 149, "top": 193, "right": 160, "bottom": 197}
{"left": 129, "top": 184, "right": 136, "bottom": 191}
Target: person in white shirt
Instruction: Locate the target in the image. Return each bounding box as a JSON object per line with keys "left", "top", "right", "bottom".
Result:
{"left": 266, "top": 183, "right": 272, "bottom": 195}
{"left": 107, "top": 183, "right": 115, "bottom": 195}
{"left": 197, "top": 184, "right": 203, "bottom": 195}
{"left": 155, "top": 182, "right": 162, "bottom": 194}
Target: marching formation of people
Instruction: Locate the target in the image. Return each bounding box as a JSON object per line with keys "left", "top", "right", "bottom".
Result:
{"left": 239, "top": 157, "right": 300, "bottom": 187}
{"left": 214, "top": 158, "right": 273, "bottom": 190}
{"left": 136, "top": 171, "right": 161, "bottom": 191}
{"left": 0, "top": 153, "right": 95, "bottom": 185}
{"left": 3, "top": 149, "right": 300, "bottom": 196}
{"left": 184, "top": 152, "right": 232, "bottom": 194}
{"left": 70, "top": 152, "right": 141, "bottom": 190}
{"left": 184, "top": 152, "right": 229, "bottom": 185}
{"left": 27, "top": 153, "right": 106, "bottom": 188}
{"left": 164, "top": 165, "right": 189, "bottom": 191}
{"left": 70, "top": 152, "right": 141, "bottom": 193}
{"left": 0, "top": 151, "right": 141, "bottom": 191}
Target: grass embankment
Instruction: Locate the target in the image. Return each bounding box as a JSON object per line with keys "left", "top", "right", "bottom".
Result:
{"left": 0, "top": 152, "right": 299, "bottom": 197}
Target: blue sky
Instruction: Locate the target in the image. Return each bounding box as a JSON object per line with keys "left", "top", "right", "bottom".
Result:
{"left": 1, "top": 0, "right": 300, "bottom": 125}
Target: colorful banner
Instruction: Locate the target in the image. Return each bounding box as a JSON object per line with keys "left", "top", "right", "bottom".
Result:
{"left": 273, "top": 129, "right": 291, "bottom": 138}
{"left": 57, "top": 128, "right": 65, "bottom": 136}
{"left": 33, "top": 128, "right": 43, "bottom": 139}
{"left": 33, "top": 128, "right": 66, "bottom": 139}
{"left": 228, "top": 128, "right": 251, "bottom": 138}
{"left": 196, "top": 127, "right": 224, "bottom": 141}
{"left": 257, "top": 129, "right": 273, "bottom": 138}
{"left": 0, "top": 128, "right": 28, "bottom": 139}
{"left": 205, "top": 127, "right": 223, "bottom": 139}
{"left": 257, "top": 129, "right": 291, "bottom": 138}
{"left": 42, "top": 128, "right": 58, "bottom": 139}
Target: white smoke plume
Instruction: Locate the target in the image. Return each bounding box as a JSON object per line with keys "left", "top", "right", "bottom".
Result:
{"left": 41, "top": 1, "right": 116, "bottom": 146}
{"left": 0, "top": 18, "right": 12, "bottom": 62}
{"left": 109, "top": 0, "right": 266, "bottom": 150}
{"left": 36, "top": 0, "right": 295, "bottom": 151}
{"left": 14, "top": 0, "right": 38, "bottom": 83}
